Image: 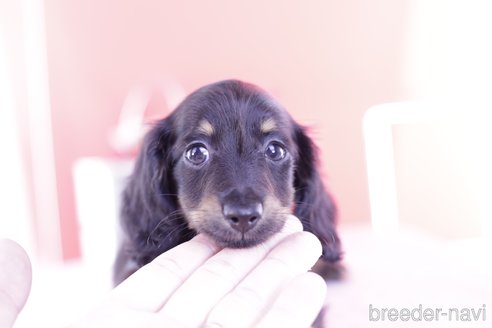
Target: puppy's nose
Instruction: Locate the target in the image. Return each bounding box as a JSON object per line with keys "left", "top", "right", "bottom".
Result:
{"left": 223, "top": 203, "right": 263, "bottom": 233}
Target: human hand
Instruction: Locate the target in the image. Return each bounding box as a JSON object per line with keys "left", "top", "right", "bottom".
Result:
{"left": 0, "top": 239, "right": 32, "bottom": 328}
{"left": 72, "top": 215, "right": 326, "bottom": 327}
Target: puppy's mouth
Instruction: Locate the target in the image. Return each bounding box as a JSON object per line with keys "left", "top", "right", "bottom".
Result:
{"left": 183, "top": 198, "right": 290, "bottom": 248}
{"left": 198, "top": 217, "right": 286, "bottom": 248}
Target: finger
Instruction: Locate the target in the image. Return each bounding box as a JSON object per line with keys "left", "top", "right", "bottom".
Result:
{"left": 255, "top": 272, "right": 327, "bottom": 328}
{"left": 157, "top": 215, "right": 303, "bottom": 326}
{"left": 108, "top": 234, "right": 221, "bottom": 312}
{"left": 205, "top": 231, "right": 321, "bottom": 328}
{"left": 0, "top": 239, "right": 32, "bottom": 328}
{"left": 69, "top": 302, "right": 155, "bottom": 328}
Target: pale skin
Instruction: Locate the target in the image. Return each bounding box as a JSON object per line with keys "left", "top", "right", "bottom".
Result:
{"left": 0, "top": 238, "right": 32, "bottom": 328}
{"left": 0, "top": 215, "right": 326, "bottom": 327}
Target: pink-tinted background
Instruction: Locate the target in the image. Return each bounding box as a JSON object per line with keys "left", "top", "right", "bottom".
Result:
{"left": 2, "top": 2, "right": 492, "bottom": 327}
{"left": 2, "top": 0, "right": 490, "bottom": 261}
{"left": 45, "top": 0, "right": 408, "bottom": 259}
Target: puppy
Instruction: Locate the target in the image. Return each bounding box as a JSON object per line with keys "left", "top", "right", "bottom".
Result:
{"left": 114, "top": 80, "right": 342, "bottom": 285}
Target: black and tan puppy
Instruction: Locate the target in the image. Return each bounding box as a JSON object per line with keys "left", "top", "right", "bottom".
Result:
{"left": 114, "top": 80, "right": 341, "bottom": 285}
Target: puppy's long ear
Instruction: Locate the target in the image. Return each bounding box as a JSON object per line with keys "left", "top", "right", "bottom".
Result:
{"left": 293, "top": 124, "right": 342, "bottom": 263}
{"left": 115, "top": 118, "right": 191, "bottom": 283}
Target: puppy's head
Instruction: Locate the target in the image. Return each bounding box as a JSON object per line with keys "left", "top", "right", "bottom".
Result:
{"left": 124, "top": 80, "right": 340, "bottom": 260}
{"left": 167, "top": 80, "right": 296, "bottom": 247}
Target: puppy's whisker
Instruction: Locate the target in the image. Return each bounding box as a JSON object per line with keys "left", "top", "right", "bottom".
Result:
{"left": 180, "top": 227, "right": 198, "bottom": 241}
{"left": 158, "top": 221, "right": 194, "bottom": 245}
{"left": 152, "top": 210, "right": 183, "bottom": 228}
{"left": 147, "top": 221, "right": 189, "bottom": 247}
{"left": 158, "top": 193, "right": 179, "bottom": 197}
{"left": 146, "top": 210, "right": 184, "bottom": 245}
{"left": 294, "top": 199, "right": 316, "bottom": 207}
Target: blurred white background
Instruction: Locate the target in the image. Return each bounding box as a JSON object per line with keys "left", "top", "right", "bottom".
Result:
{"left": 1, "top": 0, "right": 491, "bottom": 326}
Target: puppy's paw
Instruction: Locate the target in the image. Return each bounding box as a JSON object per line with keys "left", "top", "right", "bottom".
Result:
{"left": 311, "top": 258, "right": 346, "bottom": 281}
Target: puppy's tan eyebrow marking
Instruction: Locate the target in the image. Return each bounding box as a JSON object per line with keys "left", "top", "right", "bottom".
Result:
{"left": 197, "top": 119, "right": 214, "bottom": 136}
{"left": 260, "top": 118, "right": 277, "bottom": 133}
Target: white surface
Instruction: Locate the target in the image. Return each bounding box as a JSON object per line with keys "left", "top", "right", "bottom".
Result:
{"left": 326, "top": 225, "right": 492, "bottom": 327}
{"left": 15, "top": 259, "right": 111, "bottom": 327}
{"left": 22, "top": 0, "right": 62, "bottom": 261}
{"left": 14, "top": 158, "right": 134, "bottom": 327}
{"left": 13, "top": 225, "right": 492, "bottom": 327}
{"left": 0, "top": 36, "right": 34, "bottom": 252}
{"left": 73, "top": 157, "right": 134, "bottom": 279}
{"left": 364, "top": 101, "right": 492, "bottom": 238}
{"left": 363, "top": 101, "right": 453, "bottom": 235}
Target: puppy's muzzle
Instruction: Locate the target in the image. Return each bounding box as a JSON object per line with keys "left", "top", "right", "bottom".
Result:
{"left": 221, "top": 188, "right": 263, "bottom": 234}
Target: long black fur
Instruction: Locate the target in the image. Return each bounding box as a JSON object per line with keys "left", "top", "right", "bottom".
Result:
{"left": 114, "top": 80, "right": 341, "bottom": 285}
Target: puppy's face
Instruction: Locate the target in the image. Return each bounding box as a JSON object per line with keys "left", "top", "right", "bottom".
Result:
{"left": 116, "top": 79, "right": 340, "bottom": 285}
{"left": 170, "top": 83, "right": 297, "bottom": 248}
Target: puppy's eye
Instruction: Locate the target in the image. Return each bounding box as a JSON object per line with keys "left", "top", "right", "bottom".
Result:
{"left": 185, "top": 144, "right": 209, "bottom": 165}
{"left": 265, "top": 142, "right": 287, "bottom": 161}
